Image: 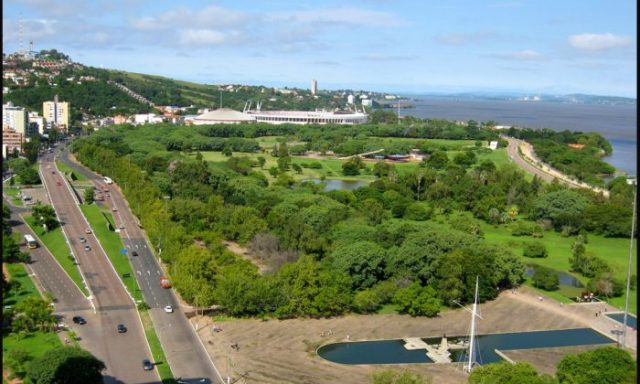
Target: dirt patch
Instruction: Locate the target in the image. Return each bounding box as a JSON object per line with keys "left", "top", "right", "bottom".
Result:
{"left": 195, "top": 287, "right": 598, "bottom": 384}
{"left": 223, "top": 241, "right": 268, "bottom": 274}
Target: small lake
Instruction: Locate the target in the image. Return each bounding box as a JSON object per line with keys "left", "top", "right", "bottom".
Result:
{"left": 524, "top": 265, "right": 583, "bottom": 287}
{"left": 606, "top": 313, "right": 637, "bottom": 328}
{"left": 317, "top": 328, "right": 613, "bottom": 365}
{"left": 302, "top": 179, "right": 370, "bottom": 191}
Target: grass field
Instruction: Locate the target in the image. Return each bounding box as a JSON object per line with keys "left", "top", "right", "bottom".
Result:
{"left": 3, "top": 263, "right": 40, "bottom": 307}
{"left": 23, "top": 216, "right": 88, "bottom": 297}
{"left": 479, "top": 221, "right": 636, "bottom": 313}
{"left": 3, "top": 186, "right": 23, "bottom": 206}
{"left": 55, "top": 161, "right": 88, "bottom": 182}
{"left": 140, "top": 310, "right": 174, "bottom": 383}
{"left": 2, "top": 263, "right": 62, "bottom": 380}
{"left": 79, "top": 204, "right": 143, "bottom": 302}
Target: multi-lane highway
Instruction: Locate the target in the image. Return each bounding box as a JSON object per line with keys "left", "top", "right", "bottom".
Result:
{"left": 59, "top": 148, "right": 222, "bottom": 384}
{"left": 39, "top": 149, "right": 160, "bottom": 384}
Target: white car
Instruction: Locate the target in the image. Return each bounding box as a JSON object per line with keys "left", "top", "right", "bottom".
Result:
{"left": 163, "top": 305, "right": 173, "bottom": 313}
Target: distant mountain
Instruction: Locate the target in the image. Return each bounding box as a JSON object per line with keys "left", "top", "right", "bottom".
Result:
{"left": 410, "top": 92, "right": 636, "bottom": 105}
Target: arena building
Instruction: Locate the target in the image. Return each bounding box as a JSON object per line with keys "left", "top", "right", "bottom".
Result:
{"left": 247, "top": 110, "right": 367, "bottom": 125}
{"left": 192, "top": 108, "right": 256, "bottom": 125}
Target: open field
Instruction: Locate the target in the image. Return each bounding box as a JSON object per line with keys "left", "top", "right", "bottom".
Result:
{"left": 196, "top": 287, "right": 611, "bottom": 384}
{"left": 3, "top": 263, "right": 40, "bottom": 307}
{"left": 79, "top": 204, "right": 143, "bottom": 302}
{"left": 478, "top": 221, "right": 636, "bottom": 313}
{"left": 139, "top": 310, "right": 174, "bottom": 383}
{"left": 2, "top": 186, "right": 22, "bottom": 206}
{"left": 24, "top": 216, "right": 88, "bottom": 296}
{"left": 55, "top": 160, "right": 89, "bottom": 181}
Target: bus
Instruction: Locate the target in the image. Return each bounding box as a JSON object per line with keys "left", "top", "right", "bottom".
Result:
{"left": 24, "top": 234, "right": 38, "bottom": 249}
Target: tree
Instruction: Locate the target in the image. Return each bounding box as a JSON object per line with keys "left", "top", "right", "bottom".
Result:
{"left": 83, "top": 187, "right": 95, "bottom": 204}
{"left": 361, "top": 198, "right": 385, "bottom": 225}
{"left": 10, "top": 296, "right": 56, "bottom": 333}
{"left": 292, "top": 163, "right": 303, "bottom": 174}
{"left": 556, "top": 346, "right": 636, "bottom": 384}
{"left": 426, "top": 150, "right": 449, "bottom": 169}
{"left": 523, "top": 242, "right": 548, "bottom": 258}
{"left": 277, "top": 156, "right": 291, "bottom": 171}
{"left": 222, "top": 145, "right": 232, "bottom": 157}
{"left": 469, "top": 361, "right": 557, "bottom": 384}
{"left": 32, "top": 204, "right": 58, "bottom": 231}
{"left": 4, "top": 348, "right": 31, "bottom": 378}
{"left": 453, "top": 150, "right": 477, "bottom": 169}
{"left": 17, "top": 167, "right": 41, "bottom": 185}
{"left": 3, "top": 204, "right": 11, "bottom": 235}
{"left": 26, "top": 346, "right": 106, "bottom": 384}
{"left": 257, "top": 156, "right": 266, "bottom": 168}
{"left": 370, "top": 369, "right": 431, "bottom": 384}
{"left": 330, "top": 241, "right": 386, "bottom": 289}
{"left": 342, "top": 156, "right": 363, "bottom": 176}
{"left": 393, "top": 283, "right": 441, "bottom": 317}
{"left": 531, "top": 266, "right": 559, "bottom": 291}
{"left": 23, "top": 136, "right": 40, "bottom": 164}
{"left": 532, "top": 190, "right": 588, "bottom": 230}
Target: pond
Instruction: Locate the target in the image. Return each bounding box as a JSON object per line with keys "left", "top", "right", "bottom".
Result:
{"left": 605, "top": 312, "right": 637, "bottom": 328}
{"left": 524, "top": 265, "right": 583, "bottom": 288}
{"left": 317, "top": 328, "right": 613, "bottom": 365}
{"left": 302, "top": 179, "right": 370, "bottom": 191}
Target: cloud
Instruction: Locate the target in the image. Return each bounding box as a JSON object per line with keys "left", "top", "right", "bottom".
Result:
{"left": 568, "top": 33, "right": 631, "bottom": 51}
{"left": 358, "top": 53, "right": 418, "bottom": 61}
{"left": 131, "top": 6, "right": 249, "bottom": 31}
{"left": 267, "top": 6, "right": 406, "bottom": 28}
{"left": 178, "top": 29, "right": 234, "bottom": 45}
{"left": 486, "top": 49, "right": 545, "bottom": 61}
{"left": 435, "top": 31, "right": 495, "bottom": 46}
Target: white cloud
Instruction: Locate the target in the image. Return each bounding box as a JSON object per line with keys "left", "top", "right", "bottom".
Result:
{"left": 267, "top": 6, "right": 406, "bottom": 28}
{"left": 178, "top": 29, "right": 230, "bottom": 45}
{"left": 435, "top": 31, "right": 495, "bottom": 46}
{"left": 131, "top": 6, "right": 249, "bottom": 31}
{"left": 358, "top": 53, "right": 418, "bottom": 61}
{"left": 568, "top": 33, "right": 631, "bottom": 51}
{"left": 486, "top": 49, "right": 545, "bottom": 61}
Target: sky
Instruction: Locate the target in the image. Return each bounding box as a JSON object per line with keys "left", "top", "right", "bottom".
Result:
{"left": 2, "top": 0, "right": 637, "bottom": 97}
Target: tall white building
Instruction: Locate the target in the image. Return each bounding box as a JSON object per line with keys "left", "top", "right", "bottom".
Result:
{"left": 2, "top": 102, "right": 28, "bottom": 135}
{"left": 347, "top": 94, "right": 355, "bottom": 104}
{"left": 311, "top": 79, "right": 318, "bottom": 95}
{"left": 43, "top": 94, "right": 69, "bottom": 131}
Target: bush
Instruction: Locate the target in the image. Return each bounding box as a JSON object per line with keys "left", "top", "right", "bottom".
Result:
{"left": 404, "top": 202, "right": 432, "bottom": 221}
{"left": 523, "top": 242, "right": 548, "bottom": 258}
{"left": 393, "top": 283, "right": 441, "bottom": 317}
{"left": 353, "top": 289, "right": 383, "bottom": 313}
{"left": 532, "top": 266, "right": 559, "bottom": 291}
{"left": 510, "top": 220, "right": 543, "bottom": 237}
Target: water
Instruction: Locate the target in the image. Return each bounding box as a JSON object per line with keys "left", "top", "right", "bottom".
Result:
{"left": 403, "top": 97, "right": 637, "bottom": 176}
{"left": 524, "top": 265, "right": 583, "bottom": 287}
{"left": 318, "top": 328, "right": 613, "bottom": 365}
{"left": 302, "top": 179, "right": 370, "bottom": 191}
{"left": 606, "top": 313, "right": 637, "bottom": 328}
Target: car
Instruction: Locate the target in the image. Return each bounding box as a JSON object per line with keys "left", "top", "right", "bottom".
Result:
{"left": 85, "top": 228, "right": 92, "bottom": 234}
{"left": 112, "top": 207, "right": 118, "bottom": 212}
{"left": 142, "top": 359, "right": 153, "bottom": 371}
{"left": 119, "top": 224, "right": 125, "bottom": 230}
{"left": 84, "top": 245, "right": 91, "bottom": 251}
{"left": 51, "top": 171, "right": 56, "bottom": 174}
{"left": 164, "top": 305, "right": 173, "bottom": 313}
{"left": 72, "top": 316, "right": 86, "bottom": 325}
{"left": 117, "top": 324, "right": 127, "bottom": 333}
{"left": 79, "top": 237, "right": 86, "bottom": 243}
{"left": 56, "top": 181, "right": 62, "bottom": 186}
{"left": 131, "top": 251, "right": 138, "bottom": 257}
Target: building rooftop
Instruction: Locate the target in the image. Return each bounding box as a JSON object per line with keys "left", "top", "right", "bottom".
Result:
{"left": 194, "top": 108, "right": 255, "bottom": 122}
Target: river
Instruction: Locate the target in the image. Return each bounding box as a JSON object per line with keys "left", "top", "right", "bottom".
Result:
{"left": 402, "top": 97, "right": 637, "bottom": 176}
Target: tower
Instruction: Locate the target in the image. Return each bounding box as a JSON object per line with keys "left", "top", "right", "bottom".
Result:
{"left": 311, "top": 79, "right": 318, "bottom": 95}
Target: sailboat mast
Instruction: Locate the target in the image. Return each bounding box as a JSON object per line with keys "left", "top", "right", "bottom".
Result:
{"left": 466, "top": 276, "right": 479, "bottom": 373}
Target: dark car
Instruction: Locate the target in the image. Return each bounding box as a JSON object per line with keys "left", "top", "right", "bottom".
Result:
{"left": 72, "top": 316, "right": 86, "bottom": 325}
{"left": 142, "top": 359, "right": 153, "bottom": 371}
{"left": 131, "top": 251, "right": 138, "bottom": 257}
{"left": 117, "top": 324, "right": 127, "bottom": 333}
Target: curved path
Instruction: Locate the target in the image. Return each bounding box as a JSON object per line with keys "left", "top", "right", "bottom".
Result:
{"left": 504, "top": 136, "right": 609, "bottom": 197}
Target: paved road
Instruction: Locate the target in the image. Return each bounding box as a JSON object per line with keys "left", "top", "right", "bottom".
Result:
{"left": 504, "top": 136, "right": 609, "bottom": 197}
{"left": 60, "top": 148, "right": 222, "bottom": 384}
{"left": 40, "top": 150, "right": 160, "bottom": 384}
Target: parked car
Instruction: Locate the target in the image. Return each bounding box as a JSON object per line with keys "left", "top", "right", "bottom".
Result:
{"left": 85, "top": 228, "right": 92, "bottom": 234}
{"left": 131, "top": 251, "right": 138, "bottom": 257}
{"left": 84, "top": 245, "right": 91, "bottom": 251}
{"left": 142, "top": 359, "right": 153, "bottom": 371}
{"left": 72, "top": 316, "right": 86, "bottom": 325}
{"left": 79, "top": 237, "right": 86, "bottom": 243}
{"left": 117, "top": 324, "right": 127, "bottom": 333}
{"left": 164, "top": 305, "right": 173, "bottom": 313}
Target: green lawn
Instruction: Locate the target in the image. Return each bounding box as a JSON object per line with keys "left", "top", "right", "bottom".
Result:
{"left": 3, "top": 263, "right": 40, "bottom": 307}
{"left": 3, "top": 263, "right": 62, "bottom": 379}
{"left": 79, "top": 204, "right": 143, "bottom": 302}
{"left": 23, "top": 216, "right": 88, "bottom": 297}
{"left": 140, "top": 310, "right": 174, "bottom": 383}
{"left": 3, "top": 186, "right": 23, "bottom": 206}
{"left": 55, "top": 160, "right": 89, "bottom": 181}
{"left": 479, "top": 221, "right": 636, "bottom": 313}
